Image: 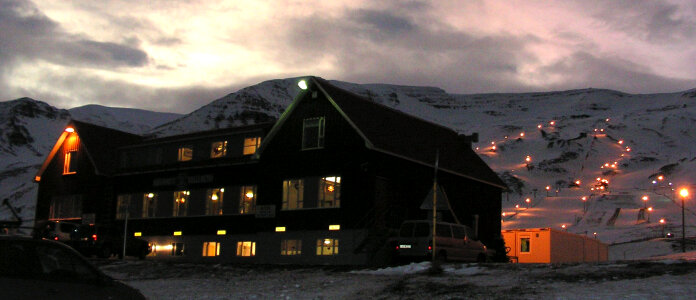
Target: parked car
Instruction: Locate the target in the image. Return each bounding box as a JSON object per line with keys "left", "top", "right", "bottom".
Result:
{"left": 391, "top": 220, "right": 488, "bottom": 262}
{"left": 34, "top": 220, "right": 80, "bottom": 242}
{"left": 0, "top": 235, "right": 146, "bottom": 300}
{"left": 35, "top": 221, "right": 151, "bottom": 259}
{"left": 68, "top": 224, "right": 152, "bottom": 259}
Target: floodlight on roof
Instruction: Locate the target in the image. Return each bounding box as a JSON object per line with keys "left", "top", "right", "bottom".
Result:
{"left": 65, "top": 127, "right": 75, "bottom": 133}
{"left": 298, "top": 79, "right": 308, "bottom": 90}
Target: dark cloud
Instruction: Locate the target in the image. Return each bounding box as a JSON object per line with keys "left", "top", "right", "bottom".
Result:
{"left": 350, "top": 9, "right": 415, "bottom": 35}
{"left": 538, "top": 51, "right": 696, "bottom": 93}
{"left": 582, "top": 0, "right": 696, "bottom": 43}
{"left": 0, "top": 0, "right": 149, "bottom": 71}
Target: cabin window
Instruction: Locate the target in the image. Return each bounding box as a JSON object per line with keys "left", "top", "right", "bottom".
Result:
{"left": 243, "top": 137, "right": 261, "bottom": 155}
{"left": 178, "top": 146, "right": 193, "bottom": 161}
{"left": 115, "top": 195, "right": 131, "bottom": 219}
{"left": 302, "top": 117, "right": 325, "bottom": 150}
{"left": 48, "top": 195, "right": 82, "bottom": 220}
{"left": 318, "top": 176, "right": 341, "bottom": 208}
{"left": 202, "top": 242, "right": 220, "bottom": 257}
{"left": 239, "top": 185, "right": 257, "bottom": 214}
{"left": 173, "top": 191, "right": 189, "bottom": 217}
{"left": 171, "top": 243, "right": 185, "bottom": 256}
{"left": 282, "top": 179, "right": 304, "bottom": 210}
{"left": 281, "top": 240, "right": 302, "bottom": 256}
{"left": 211, "top": 141, "right": 227, "bottom": 158}
{"left": 142, "top": 193, "right": 157, "bottom": 218}
{"left": 236, "top": 241, "right": 256, "bottom": 257}
{"left": 206, "top": 188, "right": 224, "bottom": 215}
{"left": 520, "top": 237, "right": 530, "bottom": 253}
{"left": 316, "top": 238, "right": 338, "bottom": 255}
{"left": 63, "top": 151, "right": 77, "bottom": 175}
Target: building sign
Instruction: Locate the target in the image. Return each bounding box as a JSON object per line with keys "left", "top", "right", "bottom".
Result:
{"left": 255, "top": 205, "right": 276, "bottom": 218}
{"left": 153, "top": 174, "right": 214, "bottom": 187}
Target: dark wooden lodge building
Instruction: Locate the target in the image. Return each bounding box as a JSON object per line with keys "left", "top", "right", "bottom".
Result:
{"left": 34, "top": 77, "right": 506, "bottom": 265}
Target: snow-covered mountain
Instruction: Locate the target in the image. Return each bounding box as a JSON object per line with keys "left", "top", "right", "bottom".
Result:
{"left": 70, "top": 105, "right": 181, "bottom": 135}
{"left": 3, "top": 78, "right": 696, "bottom": 259}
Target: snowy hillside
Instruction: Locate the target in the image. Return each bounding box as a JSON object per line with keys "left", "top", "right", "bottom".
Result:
{"left": 69, "top": 105, "right": 181, "bottom": 135}
{"left": 3, "top": 79, "right": 696, "bottom": 260}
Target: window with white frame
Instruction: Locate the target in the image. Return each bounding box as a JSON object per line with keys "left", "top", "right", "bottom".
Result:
{"left": 318, "top": 176, "right": 341, "bottom": 208}
{"left": 239, "top": 185, "right": 256, "bottom": 214}
{"left": 202, "top": 242, "right": 220, "bottom": 257}
{"left": 142, "top": 193, "right": 157, "bottom": 218}
{"left": 173, "top": 191, "right": 189, "bottom": 217}
{"left": 206, "top": 188, "right": 224, "bottom": 215}
{"left": 302, "top": 117, "right": 325, "bottom": 150}
{"left": 236, "top": 241, "right": 256, "bottom": 257}
{"left": 316, "top": 238, "right": 339, "bottom": 255}
{"left": 282, "top": 179, "right": 304, "bottom": 210}
{"left": 281, "top": 239, "right": 302, "bottom": 256}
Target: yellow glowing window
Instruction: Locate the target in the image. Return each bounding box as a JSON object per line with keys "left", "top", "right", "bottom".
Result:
{"left": 275, "top": 227, "right": 286, "bottom": 232}
{"left": 142, "top": 193, "right": 157, "bottom": 218}
{"left": 211, "top": 141, "right": 227, "bottom": 158}
{"left": 173, "top": 231, "right": 182, "bottom": 236}
{"left": 281, "top": 239, "right": 302, "bottom": 256}
{"left": 217, "top": 230, "right": 227, "bottom": 235}
{"left": 206, "top": 188, "right": 224, "bottom": 215}
{"left": 282, "top": 179, "right": 304, "bottom": 210}
{"left": 133, "top": 232, "right": 142, "bottom": 237}
{"left": 239, "top": 185, "right": 257, "bottom": 214}
{"left": 243, "top": 137, "right": 261, "bottom": 155}
{"left": 319, "top": 176, "right": 341, "bottom": 208}
{"left": 520, "top": 237, "right": 530, "bottom": 253}
{"left": 202, "top": 242, "right": 220, "bottom": 257}
{"left": 329, "top": 224, "right": 340, "bottom": 231}
{"left": 236, "top": 241, "right": 256, "bottom": 257}
{"left": 63, "top": 151, "right": 77, "bottom": 175}
{"left": 316, "top": 238, "right": 339, "bottom": 256}
{"left": 173, "top": 191, "right": 189, "bottom": 217}
{"left": 178, "top": 146, "right": 193, "bottom": 161}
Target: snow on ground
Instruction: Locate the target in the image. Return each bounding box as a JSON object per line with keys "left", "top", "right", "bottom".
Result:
{"left": 98, "top": 258, "right": 696, "bottom": 299}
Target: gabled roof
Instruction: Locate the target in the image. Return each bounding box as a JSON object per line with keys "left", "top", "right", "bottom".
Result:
{"left": 257, "top": 76, "right": 507, "bottom": 189}
{"left": 35, "top": 120, "right": 142, "bottom": 181}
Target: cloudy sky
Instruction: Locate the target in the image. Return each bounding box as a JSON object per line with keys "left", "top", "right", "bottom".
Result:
{"left": 2, "top": 0, "right": 696, "bottom": 113}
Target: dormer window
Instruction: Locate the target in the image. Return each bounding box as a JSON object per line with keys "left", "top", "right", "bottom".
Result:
{"left": 211, "top": 141, "right": 227, "bottom": 158}
{"left": 62, "top": 132, "right": 79, "bottom": 175}
{"left": 243, "top": 137, "right": 261, "bottom": 155}
{"left": 178, "top": 146, "right": 193, "bottom": 161}
{"left": 63, "top": 151, "right": 77, "bottom": 175}
{"left": 302, "top": 117, "right": 325, "bottom": 150}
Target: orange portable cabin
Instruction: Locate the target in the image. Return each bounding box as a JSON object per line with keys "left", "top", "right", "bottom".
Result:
{"left": 502, "top": 228, "right": 608, "bottom": 263}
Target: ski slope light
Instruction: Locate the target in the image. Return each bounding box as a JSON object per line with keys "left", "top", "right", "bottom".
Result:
{"left": 680, "top": 188, "right": 689, "bottom": 198}
{"left": 298, "top": 79, "right": 308, "bottom": 90}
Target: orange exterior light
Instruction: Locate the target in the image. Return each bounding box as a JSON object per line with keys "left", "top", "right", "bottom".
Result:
{"left": 549, "top": 121, "right": 555, "bottom": 125}
{"left": 525, "top": 156, "right": 531, "bottom": 162}
{"left": 520, "top": 132, "right": 525, "bottom": 137}
{"left": 502, "top": 212, "right": 506, "bottom": 216}
{"left": 648, "top": 207, "right": 653, "bottom": 212}
{"left": 561, "top": 224, "right": 567, "bottom": 229}
{"left": 545, "top": 186, "right": 550, "bottom": 190}
{"left": 642, "top": 196, "right": 649, "bottom": 202}
{"left": 65, "top": 127, "right": 75, "bottom": 133}
{"left": 537, "top": 124, "right": 542, "bottom": 129}
{"left": 581, "top": 196, "right": 587, "bottom": 201}
{"left": 659, "top": 218, "right": 665, "bottom": 224}
{"left": 658, "top": 175, "right": 664, "bottom": 181}
{"left": 618, "top": 140, "right": 624, "bottom": 144}
{"left": 515, "top": 204, "right": 520, "bottom": 208}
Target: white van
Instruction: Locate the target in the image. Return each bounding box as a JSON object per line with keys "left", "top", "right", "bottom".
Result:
{"left": 392, "top": 220, "right": 487, "bottom": 262}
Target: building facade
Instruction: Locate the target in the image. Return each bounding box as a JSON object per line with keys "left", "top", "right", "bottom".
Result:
{"left": 35, "top": 77, "right": 506, "bottom": 265}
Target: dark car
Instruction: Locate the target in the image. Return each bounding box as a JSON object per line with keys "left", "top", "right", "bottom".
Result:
{"left": 0, "top": 236, "right": 146, "bottom": 300}
{"left": 68, "top": 224, "right": 152, "bottom": 259}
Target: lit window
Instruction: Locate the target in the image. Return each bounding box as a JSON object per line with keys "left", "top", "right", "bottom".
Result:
{"left": 63, "top": 151, "right": 77, "bottom": 174}
{"left": 243, "top": 137, "right": 261, "bottom": 155}
{"left": 281, "top": 240, "right": 302, "bottom": 255}
{"left": 206, "top": 188, "right": 224, "bottom": 215}
{"left": 171, "top": 243, "right": 185, "bottom": 256}
{"left": 178, "top": 146, "right": 193, "bottom": 161}
{"left": 239, "top": 185, "right": 257, "bottom": 214}
{"left": 211, "top": 141, "right": 227, "bottom": 158}
{"left": 236, "top": 241, "right": 256, "bottom": 257}
{"left": 282, "top": 179, "right": 304, "bottom": 210}
{"left": 319, "top": 176, "right": 341, "bottom": 208}
{"left": 173, "top": 191, "right": 189, "bottom": 217}
{"left": 302, "top": 117, "right": 325, "bottom": 150}
{"left": 116, "top": 195, "right": 131, "bottom": 219}
{"left": 142, "top": 193, "right": 157, "bottom": 218}
{"left": 520, "top": 237, "right": 530, "bottom": 253}
{"left": 202, "top": 242, "right": 220, "bottom": 257}
{"left": 316, "top": 239, "right": 339, "bottom": 256}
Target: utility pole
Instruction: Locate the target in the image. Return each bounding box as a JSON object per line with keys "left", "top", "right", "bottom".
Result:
{"left": 432, "top": 150, "right": 439, "bottom": 262}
